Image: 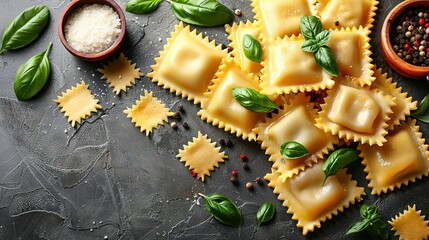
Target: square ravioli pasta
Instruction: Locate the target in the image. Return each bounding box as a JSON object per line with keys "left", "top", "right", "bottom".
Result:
{"left": 260, "top": 35, "right": 335, "bottom": 95}
{"left": 148, "top": 22, "right": 227, "bottom": 104}
{"left": 314, "top": 0, "right": 379, "bottom": 30}
{"left": 198, "top": 59, "right": 266, "bottom": 141}
{"left": 257, "top": 93, "right": 336, "bottom": 180}
{"left": 252, "top": 0, "right": 315, "bottom": 39}
{"left": 358, "top": 119, "right": 429, "bottom": 195}
{"left": 265, "top": 162, "right": 365, "bottom": 235}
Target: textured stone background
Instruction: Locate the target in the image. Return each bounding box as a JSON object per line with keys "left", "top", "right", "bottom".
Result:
{"left": 0, "top": 0, "right": 428, "bottom": 239}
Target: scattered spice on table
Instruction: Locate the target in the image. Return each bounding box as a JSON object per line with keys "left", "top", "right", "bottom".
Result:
{"left": 391, "top": 7, "right": 429, "bottom": 66}
{"left": 242, "top": 162, "right": 249, "bottom": 170}
{"left": 183, "top": 122, "right": 189, "bottom": 129}
{"left": 246, "top": 182, "right": 254, "bottom": 190}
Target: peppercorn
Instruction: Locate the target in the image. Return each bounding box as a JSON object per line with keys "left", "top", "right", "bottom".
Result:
{"left": 230, "top": 176, "right": 238, "bottom": 185}
{"left": 240, "top": 153, "right": 247, "bottom": 161}
{"left": 218, "top": 138, "right": 226, "bottom": 145}
{"left": 190, "top": 170, "right": 197, "bottom": 177}
{"left": 242, "top": 163, "right": 249, "bottom": 170}
{"left": 171, "top": 122, "right": 177, "bottom": 129}
{"left": 255, "top": 177, "right": 263, "bottom": 184}
{"left": 245, "top": 182, "right": 254, "bottom": 190}
{"left": 183, "top": 122, "right": 189, "bottom": 129}
{"left": 335, "top": 20, "right": 340, "bottom": 26}
{"left": 231, "top": 170, "right": 238, "bottom": 177}
{"left": 234, "top": 9, "right": 242, "bottom": 16}
{"left": 178, "top": 105, "right": 184, "bottom": 112}
{"left": 226, "top": 139, "right": 233, "bottom": 147}
{"left": 174, "top": 111, "right": 181, "bottom": 119}
{"left": 405, "top": 31, "right": 412, "bottom": 38}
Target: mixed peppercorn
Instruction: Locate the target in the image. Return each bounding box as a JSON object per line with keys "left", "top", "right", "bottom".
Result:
{"left": 391, "top": 8, "right": 429, "bottom": 66}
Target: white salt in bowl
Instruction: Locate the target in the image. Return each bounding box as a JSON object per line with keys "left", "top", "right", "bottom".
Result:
{"left": 58, "top": 0, "right": 126, "bottom": 62}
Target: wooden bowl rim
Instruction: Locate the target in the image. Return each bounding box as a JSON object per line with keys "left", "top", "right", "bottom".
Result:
{"left": 57, "top": 0, "right": 126, "bottom": 61}
{"left": 381, "top": 0, "right": 429, "bottom": 79}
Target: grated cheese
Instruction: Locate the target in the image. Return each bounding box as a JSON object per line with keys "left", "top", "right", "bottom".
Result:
{"left": 64, "top": 4, "right": 121, "bottom": 54}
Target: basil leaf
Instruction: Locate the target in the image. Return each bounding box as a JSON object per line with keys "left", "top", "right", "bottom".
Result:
{"left": 0, "top": 5, "right": 49, "bottom": 54}
{"left": 256, "top": 202, "right": 275, "bottom": 226}
{"left": 322, "top": 148, "right": 360, "bottom": 185}
{"left": 300, "top": 15, "right": 323, "bottom": 40}
{"left": 232, "top": 87, "right": 279, "bottom": 113}
{"left": 411, "top": 93, "right": 429, "bottom": 123}
{"left": 14, "top": 42, "right": 52, "bottom": 101}
{"left": 199, "top": 193, "right": 242, "bottom": 228}
{"left": 314, "top": 45, "right": 339, "bottom": 77}
{"left": 367, "top": 219, "right": 389, "bottom": 240}
{"left": 167, "top": 0, "right": 234, "bottom": 27}
{"left": 360, "top": 204, "right": 378, "bottom": 220}
{"left": 346, "top": 219, "right": 370, "bottom": 235}
{"left": 126, "top": 0, "right": 163, "bottom": 14}
{"left": 280, "top": 141, "right": 310, "bottom": 159}
{"left": 315, "top": 30, "right": 331, "bottom": 46}
{"left": 242, "top": 34, "right": 263, "bottom": 63}
{"left": 301, "top": 39, "right": 320, "bottom": 53}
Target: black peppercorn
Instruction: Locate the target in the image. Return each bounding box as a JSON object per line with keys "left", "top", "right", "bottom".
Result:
{"left": 218, "top": 138, "right": 226, "bottom": 145}
{"left": 174, "top": 111, "right": 181, "bottom": 119}
{"left": 226, "top": 139, "right": 233, "bottom": 147}
{"left": 242, "top": 163, "right": 249, "bottom": 170}
{"left": 183, "top": 122, "right": 189, "bottom": 129}
{"left": 230, "top": 176, "right": 238, "bottom": 185}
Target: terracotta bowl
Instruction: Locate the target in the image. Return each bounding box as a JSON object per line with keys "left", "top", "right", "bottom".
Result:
{"left": 381, "top": 0, "right": 429, "bottom": 79}
{"left": 58, "top": 0, "right": 126, "bottom": 62}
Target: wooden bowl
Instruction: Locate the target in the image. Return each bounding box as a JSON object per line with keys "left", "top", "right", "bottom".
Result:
{"left": 58, "top": 0, "right": 126, "bottom": 62}
{"left": 381, "top": 0, "right": 429, "bottom": 79}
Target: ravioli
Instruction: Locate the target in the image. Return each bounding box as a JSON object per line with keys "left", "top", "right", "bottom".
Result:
{"left": 389, "top": 205, "right": 429, "bottom": 240}
{"left": 148, "top": 22, "right": 227, "bottom": 104}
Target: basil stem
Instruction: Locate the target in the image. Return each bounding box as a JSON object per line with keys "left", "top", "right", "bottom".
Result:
{"left": 300, "top": 15, "right": 323, "bottom": 40}
{"left": 314, "top": 45, "right": 339, "bottom": 77}
{"left": 411, "top": 93, "right": 429, "bottom": 123}
{"left": 14, "top": 42, "right": 52, "bottom": 101}
{"left": 256, "top": 202, "right": 275, "bottom": 226}
{"left": 199, "top": 193, "right": 243, "bottom": 228}
{"left": 346, "top": 204, "right": 389, "bottom": 240}
{"left": 126, "top": 0, "right": 163, "bottom": 14}
{"left": 280, "top": 141, "right": 310, "bottom": 159}
{"left": 0, "top": 5, "right": 50, "bottom": 54}
{"left": 242, "top": 34, "right": 263, "bottom": 63}
{"left": 167, "top": 0, "right": 234, "bottom": 27}
{"left": 232, "top": 87, "right": 279, "bottom": 113}
{"left": 322, "top": 148, "right": 360, "bottom": 185}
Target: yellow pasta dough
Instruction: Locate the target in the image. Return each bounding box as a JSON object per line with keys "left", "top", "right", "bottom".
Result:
{"left": 225, "top": 21, "right": 263, "bottom": 75}
{"left": 257, "top": 93, "right": 336, "bottom": 180}
{"left": 260, "top": 35, "right": 335, "bottom": 95}
{"left": 358, "top": 119, "right": 429, "bottom": 195}
{"left": 54, "top": 81, "right": 102, "bottom": 127}
{"left": 97, "top": 53, "right": 143, "bottom": 95}
{"left": 252, "top": 0, "right": 314, "bottom": 39}
{"left": 316, "top": 77, "right": 395, "bottom": 146}
{"left": 315, "top": 0, "right": 379, "bottom": 30}
{"left": 148, "top": 22, "right": 227, "bottom": 104}
{"left": 389, "top": 205, "right": 429, "bottom": 240}
{"left": 265, "top": 162, "right": 365, "bottom": 235}
{"left": 124, "top": 90, "right": 174, "bottom": 136}
{"left": 176, "top": 131, "right": 227, "bottom": 181}
{"left": 198, "top": 58, "right": 266, "bottom": 141}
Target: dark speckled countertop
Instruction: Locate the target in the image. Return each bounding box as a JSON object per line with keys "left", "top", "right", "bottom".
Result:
{"left": 0, "top": 0, "right": 428, "bottom": 239}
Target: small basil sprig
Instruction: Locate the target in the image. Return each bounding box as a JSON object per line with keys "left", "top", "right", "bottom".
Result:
{"left": 14, "top": 42, "right": 52, "bottom": 101}
{"left": 167, "top": 0, "right": 234, "bottom": 27}
{"left": 126, "top": 0, "right": 163, "bottom": 14}
{"left": 232, "top": 87, "right": 279, "bottom": 113}
{"left": 242, "top": 34, "right": 263, "bottom": 63}
{"left": 346, "top": 204, "right": 389, "bottom": 240}
{"left": 411, "top": 93, "right": 429, "bottom": 123}
{"left": 322, "top": 148, "right": 360, "bottom": 185}
{"left": 300, "top": 16, "right": 339, "bottom": 77}
{"left": 256, "top": 202, "right": 275, "bottom": 226}
{"left": 0, "top": 5, "right": 50, "bottom": 54}
{"left": 199, "top": 193, "right": 243, "bottom": 228}
{"left": 280, "top": 141, "right": 310, "bottom": 159}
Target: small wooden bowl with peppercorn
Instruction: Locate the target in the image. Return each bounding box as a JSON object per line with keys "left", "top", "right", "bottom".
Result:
{"left": 381, "top": 0, "right": 429, "bottom": 79}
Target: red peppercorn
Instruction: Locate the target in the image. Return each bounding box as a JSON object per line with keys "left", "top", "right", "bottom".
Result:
{"left": 405, "top": 16, "right": 410, "bottom": 20}
{"left": 240, "top": 153, "right": 247, "bottom": 161}
{"left": 418, "top": 18, "right": 426, "bottom": 26}
{"left": 414, "top": 40, "right": 420, "bottom": 47}
{"left": 426, "top": 47, "right": 429, "bottom": 52}
{"left": 426, "top": 23, "right": 429, "bottom": 28}
{"left": 190, "top": 170, "right": 197, "bottom": 177}
{"left": 404, "top": 43, "right": 411, "bottom": 50}
{"left": 408, "top": 48, "right": 415, "bottom": 54}
{"left": 231, "top": 170, "right": 237, "bottom": 176}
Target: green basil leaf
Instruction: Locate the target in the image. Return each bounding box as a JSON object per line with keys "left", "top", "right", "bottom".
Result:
{"left": 167, "top": 0, "right": 234, "bottom": 27}
{"left": 126, "top": 0, "right": 163, "bottom": 14}
{"left": 14, "top": 42, "right": 52, "bottom": 101}
{"left": 315, "top": 30, "right": 331, "bottom": 46}
{"left": 256, "top": 202, "right": 275, "bottom": 226}
{"left": 367, "top": 219, "right": 389, "bottom": 240}
{"left": 199, "top": 193, "right": 242, "bottom": 228}
{"left": 300, "top": 15, "right": 323, "bottom": 40}
{"left": 242, "top": 34, "right": 263, "bottom": 63}
{"left": 232, "top": 87, "right": 279, "bottom": 113}
{"left": 411, "top": 93, "right": 429, "bottom": 123}
{"left": 346, "top": 219, "right": 370, "bottom": 235}
{"left": 280, "top": 141, "right": 310, "bottom": 159}
{"left": 301, "top": 39, "right": 320, "bottom": 53}
{"left": 360, "top": 204, "right": 379, "bottom": 220}
{"left": 322, "top": 148, "right": 360, "bottom": 185}
{"left": 0, "top": 5, "right": 49, "bottom": 54}
{"left": 314, "top": 45, "right": 339, "bottom": 77}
